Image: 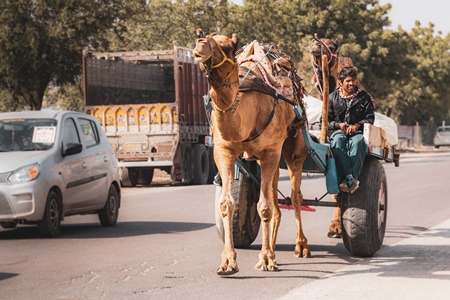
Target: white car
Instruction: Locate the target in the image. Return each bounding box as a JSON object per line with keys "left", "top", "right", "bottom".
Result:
{"left": 0, "top": 110, "right": 121, "bottom": 237}
{"left": 433, "top": 125, "right": 450, "bottom": 148}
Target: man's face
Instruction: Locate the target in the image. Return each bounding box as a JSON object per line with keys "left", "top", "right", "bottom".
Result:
{"left": 341, "top": 76, "right": 357, "bottom": 95}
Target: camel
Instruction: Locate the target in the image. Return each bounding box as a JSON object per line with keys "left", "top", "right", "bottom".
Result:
{"left": 193, "top": 33, "right": 310, "bottom": 275}
{"left": 309, "top": 37, "right": 367, "bottom": 238}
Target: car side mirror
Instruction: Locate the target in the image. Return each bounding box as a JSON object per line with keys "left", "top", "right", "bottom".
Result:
{"left": 62, "top": 142, "right": 83, "bottom": 157}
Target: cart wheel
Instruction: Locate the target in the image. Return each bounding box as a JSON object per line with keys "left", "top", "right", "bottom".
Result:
{"left": 340, "top": 156, "right": 387, "bottom": 257}
{"left": 215, "top": 164, "right": 261, "bottom": 248}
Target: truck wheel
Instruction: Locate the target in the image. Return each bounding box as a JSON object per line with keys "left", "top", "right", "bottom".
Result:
{"left": 38, "top": 190, "right": 61, "bottom": 237}
{"left": 207, "top": 147, "right": 217, "bottom": 184}
{"left": 192, "top": 144, "right": 209, "bottom": 185}
{"left": 98, "top": 185, "right": 119, "bottom": 226}
{"left": 120, "top": 167, "right": 138, "bottom": 187}
{"left": 340, "top": 157, "right": 387, "bottom": 257}
{"left": 138, "top": 168, "right": 154, "bottom": 186}
{"left": 215, "top": 164, "right": 261, "bottom": 248}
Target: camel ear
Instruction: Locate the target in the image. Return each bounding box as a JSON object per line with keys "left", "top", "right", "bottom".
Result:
{"left": 334, "top": 38, "right": 339, "bottom": 50}
{"left": 231, "top": 33, "right": 240, "bottom": 53}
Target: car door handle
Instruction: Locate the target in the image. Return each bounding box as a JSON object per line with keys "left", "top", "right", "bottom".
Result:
{"left": 104, "top": 156, "right": 108, "bottom": 163}
{"left": 82, "top": 162, "right": 87, "bottom": 169}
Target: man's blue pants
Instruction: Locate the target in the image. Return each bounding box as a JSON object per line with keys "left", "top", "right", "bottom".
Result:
{"left": 330, "top": 131, "right": 368, "bottom": 180}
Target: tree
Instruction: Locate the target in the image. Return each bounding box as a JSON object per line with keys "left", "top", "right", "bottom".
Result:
{"left": 390, "top": 23, "right": 450, "bottom": 126}
{"left": 0, "top": 0, "right": 134, "bottom": 110}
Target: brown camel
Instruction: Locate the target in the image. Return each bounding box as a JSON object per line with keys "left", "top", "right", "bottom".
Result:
{"left": 193, "top": 33, "right": 310, "bottom": 275}
{"left": 309, "top": 37, "right": 366, "bottom": 238}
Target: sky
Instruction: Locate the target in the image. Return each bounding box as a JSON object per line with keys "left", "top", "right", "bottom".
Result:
{"left": 378, "top": 0, "right": 449, "bottom": 34}
{"left": 230, "top": 0, "right": 449, "bottom": 35}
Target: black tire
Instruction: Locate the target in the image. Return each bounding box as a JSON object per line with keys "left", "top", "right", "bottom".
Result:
{"left": 340, "top": 157, "right": 387, "bottom": 257}
{"left": 192, "top": 144, "right": 209, "bottom": 185}
{"left": 138, "top": 168, "right": 154, "bottom": 186}
{"left": 215, "top": 162, "right": 261, "bottom": 248}
{"left": 38, "top": 190, "right": 61, "bottom": 237}
{"left": 1, "top": 221, "right": 17, "bottom": 229}
{"left": 98, "top": 185, "right": 119, "bottom": 226}
{"left": 120, "top": 167, "right": 138, "bottom": 187}
{"left": 207, "top": 147, "right": 217, "bottom": 184}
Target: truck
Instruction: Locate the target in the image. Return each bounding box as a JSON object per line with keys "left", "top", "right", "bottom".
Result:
{"left": 82, "top": 47, "right": 215, "bottom": 187}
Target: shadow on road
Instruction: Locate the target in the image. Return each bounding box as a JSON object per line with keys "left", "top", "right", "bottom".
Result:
{"left": 0, "top": 221, "right": 214, "bottom": 240}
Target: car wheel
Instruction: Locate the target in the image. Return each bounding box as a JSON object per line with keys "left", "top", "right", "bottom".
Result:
{"left": 98, "top": 185, "right": 119, "bottom": 226}
{"left": 38, "top": 190, "right": 61, "bottom": 237}
{"left": 1, "top": 221, "right": 17, "bottom": 229}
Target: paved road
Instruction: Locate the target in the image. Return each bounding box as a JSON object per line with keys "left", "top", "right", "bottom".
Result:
{"left": 280, "top": 150, "right": 450, "bottom": 300}
{"left": 1, "top": 150, "right": 449, "bottom": 299}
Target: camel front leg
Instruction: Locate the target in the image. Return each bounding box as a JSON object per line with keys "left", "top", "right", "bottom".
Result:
{"left": 255, "top": 158, "right": 280, "bottom": 272}
{"left": 217, "top": 190, "right": 239, "bottom": 275}
{"left": 215, "top": 150, "right": 239, "bottom": 276}
{"left": 270, "top": 167, "right": 282, "bottom": 253}
{"left": 291, "top": 181, "right": 311, "bottom": 258}
{"left": 283, "top": 134, "right": 311, "bottom": 258}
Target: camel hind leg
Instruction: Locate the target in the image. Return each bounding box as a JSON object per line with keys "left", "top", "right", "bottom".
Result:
{"left": 328, "top": 195, "right": 342, "bottom": 238}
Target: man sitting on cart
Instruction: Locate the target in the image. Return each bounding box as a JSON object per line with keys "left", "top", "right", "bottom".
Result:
{"left": 324, "top": 66, "right": 375, "bottom": 193}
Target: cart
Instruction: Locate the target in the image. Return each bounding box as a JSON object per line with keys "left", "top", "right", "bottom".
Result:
{"left": 214, "top": 119, "right": 399, "bottom": 257}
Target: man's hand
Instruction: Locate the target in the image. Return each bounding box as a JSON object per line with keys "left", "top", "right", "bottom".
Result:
{"left": 338, "top": 122, "right": 348, "bottom": 132}
{"left": 345, "top": 123, "right": 360, "bottom": 135}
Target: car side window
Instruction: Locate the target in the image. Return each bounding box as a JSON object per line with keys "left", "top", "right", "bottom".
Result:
{"left": 62, "top": 118, "right": 81, "bottom": 145}
{"left": 79, "top": 118, "right": 99, "bottom": 148}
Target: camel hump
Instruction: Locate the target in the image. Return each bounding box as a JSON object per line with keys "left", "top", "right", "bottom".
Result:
{"left": 237, "top": 41, "right": 296, "bottom": 91}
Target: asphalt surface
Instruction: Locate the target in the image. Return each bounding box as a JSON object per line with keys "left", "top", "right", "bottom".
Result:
{"left": 281, "top": 146, "right": 450, "bottom": 300}
{"left": 279, "top": 218, "right": 450, "bottom": 300}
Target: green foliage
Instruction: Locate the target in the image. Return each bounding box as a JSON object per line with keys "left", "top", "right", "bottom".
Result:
{"left": 391, "top": 24, "right": 450, "bottom": 126}
{"left": 0, "top": 0, "right": 449, "bottom": 126}
{"left": 0, "top": 0, "right": 134, "bottom": 110}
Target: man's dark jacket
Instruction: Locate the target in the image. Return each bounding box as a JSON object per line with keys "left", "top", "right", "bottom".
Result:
{"left": 325, "top": 88, "right": 375, "bottom": 133}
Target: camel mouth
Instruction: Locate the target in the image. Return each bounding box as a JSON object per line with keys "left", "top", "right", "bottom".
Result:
{"left": 192, "top": 51, "right": 211, "bottom": 63}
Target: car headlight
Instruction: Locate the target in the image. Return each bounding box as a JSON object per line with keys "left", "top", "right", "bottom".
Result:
{"left": 8, "top": 163, "right": 41, "bottom": 184}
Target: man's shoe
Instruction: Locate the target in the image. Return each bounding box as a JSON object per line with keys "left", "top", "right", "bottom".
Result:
{"left": 339, "top": 178, "right": 359, "bottom": 193}
{"left": 339, "top": 181, "right": 349, "bottom": 193}
{"left": 348, "top": 179, "right": 360, "bottom": 193}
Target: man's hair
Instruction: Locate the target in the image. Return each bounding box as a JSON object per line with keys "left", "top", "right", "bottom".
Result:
{"left": 338, "top": 66, "right": 358, "bottom": 82}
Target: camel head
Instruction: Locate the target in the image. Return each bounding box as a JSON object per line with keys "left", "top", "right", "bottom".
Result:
{"left": 309, "top": 37, "right": 339, "bottom": 93}
{"left": 193, "top": 33, "right": 240, "bottom": 85}
{"left": 310, "top": 37, "right": 339, "bottom": 71}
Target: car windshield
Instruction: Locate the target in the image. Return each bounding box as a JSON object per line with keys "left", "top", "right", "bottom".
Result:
{"left": 0, "top": 118, "right": 57, "bottom": 152}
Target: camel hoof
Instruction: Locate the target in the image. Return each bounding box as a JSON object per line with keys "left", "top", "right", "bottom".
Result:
{"left": 216, "top": 266, "right": 239, "bottom": 276}
{"left": 268, "top": 265, "right": 279, "bottom": 272}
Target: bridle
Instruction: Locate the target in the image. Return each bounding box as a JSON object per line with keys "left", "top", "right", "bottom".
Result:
{"left": 199, "top": 36, "right": 239, "bottom": 85}
{"left": 310, "top": 36, "right": 338, "bottom": 73}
